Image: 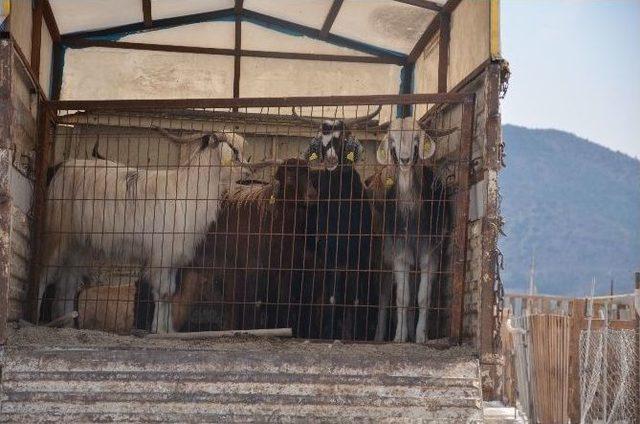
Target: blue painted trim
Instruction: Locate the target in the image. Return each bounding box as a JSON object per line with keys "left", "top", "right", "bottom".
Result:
{"left": 50, "top": 43, "right": 66, "bottom": 100}
{"left": 398, "top": 64, "right": 415, "bottom": 117}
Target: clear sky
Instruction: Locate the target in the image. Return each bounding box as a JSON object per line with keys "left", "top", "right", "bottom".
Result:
{"left": 501, "top": 0, "right": 640, "bottom": 158}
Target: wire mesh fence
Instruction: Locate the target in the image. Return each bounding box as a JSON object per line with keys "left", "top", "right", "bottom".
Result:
{"left": 580, "top": 328, "right": 639, "bottom": 423}
{"left": 31, "top": 94, "right": 475, "bottom": 342}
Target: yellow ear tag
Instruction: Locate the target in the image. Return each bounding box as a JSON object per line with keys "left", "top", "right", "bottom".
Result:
{"left": 423, "top": 140, "right": 433, "bottom": 156}
{"left": 269, "top": 195, "right": 276, "bottom": 205}
{"left": 309, "top": 152, "right": 318, "bottom": 161}
{"left": 222, "top": 158, "right": 232, "bottom": 166}
{"left": 384, "top": 177, "right": 394, "bottom": 187}
{"left": 346, "top": 151, "right": 355, "bottom": 162}
{"left": 379, "top": 149, "right": 386, "bottom": 159}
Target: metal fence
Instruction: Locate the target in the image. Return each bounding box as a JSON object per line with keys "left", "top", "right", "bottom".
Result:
{"left": 29, "top": 94, "right": 475, "bottom": 343}
{"left": 580, "top": 328, "right": 639, "bottom": 423}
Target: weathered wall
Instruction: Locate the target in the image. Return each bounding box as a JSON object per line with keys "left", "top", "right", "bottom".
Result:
{"left": 8, "top": 0, "right": 32, "bottom": 63}
{"left": 0, "top": 38, "right": 39, "bottom": 342}
{"left": 448, "top": 0, "right": 491, "bottom": 89}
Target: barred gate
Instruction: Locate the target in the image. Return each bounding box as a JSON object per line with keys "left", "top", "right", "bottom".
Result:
{"left": 28, "top": 93, "right": 476, "bottom": 343}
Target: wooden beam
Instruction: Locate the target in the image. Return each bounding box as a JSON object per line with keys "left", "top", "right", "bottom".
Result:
{"left": 437, "top": 12, "right": 450, "bottom": 93}
{"left": 62, "top": 8, "right": 235, "bottom": 40}
{"left": 320, "top": 0, "right": 343, "bottom": 39}
{"left": 242, "top": 9, "right": 406, "bottom": 62}
{"left": 406, "top": 14, "right": 440, "bottom": 64}
{"left": 233, "top": 0, "right": 243, "bottom": 100}
{"left": 393, "top": 0, "right": 442, "bottom": 12}
{"left": 49, "top": 92, "right": 473, "bottom": 111}
{"left": 142, "top": 0, "right": 152, "bottom": 28}
{"left": 42, "top": 0, "right": 61, "bottom": 42}
{"left": 31, "top": 0, "right": 44, "bottom": 78}
{"left": 63, "top": 38, "right": 403, "bottom": 64}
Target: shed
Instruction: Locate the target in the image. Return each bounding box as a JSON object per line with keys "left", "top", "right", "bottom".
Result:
{"left": 0, "top": 0, "right": 508, "bottom": 421}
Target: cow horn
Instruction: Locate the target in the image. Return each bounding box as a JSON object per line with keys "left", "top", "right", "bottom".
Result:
{"left": 419, "top": 125, "right": 459, "bottom": 138}
{"left": 242, "top": 158, "right": 284, "bottom": 171}
{"left": 154, "top": 127, "right": 207, "bottom": 144}
{"left": 291, "top": 107, "right": 326, "bottom": 126}
{"left": 343, "top": 105, "right": 382, "bottom": 127}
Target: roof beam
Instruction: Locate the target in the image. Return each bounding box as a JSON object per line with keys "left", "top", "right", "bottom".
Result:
{"left": 61, "top": 8, "right": 235, "bottom": 40}
{"left": 242, "top": 9, "right": 406, "bottom": 62}
{"left": 42, "top": 0, "right": 61, "bottom": 42}
{"left": 393, "top": 0, "right": 442, "bottom": 12}
{"left": 320, "top": 0, "right": 343, "bottom": 39}
{"left": 142, "top": 0, "right": 152, "bottom": 28}
{"left": 406, "top": 14, "right": 440, "bottom": 64}
{"left": 63, "top": 38, "right": 402, "bottom": 64}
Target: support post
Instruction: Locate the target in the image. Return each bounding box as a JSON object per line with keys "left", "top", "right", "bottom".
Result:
{"left": 0, "top": 40, "right": 12, "bottom": 344}
{"left": 437, "top": 12, "right": 450, "bottom": 93}
{"left": 26, "top": 103, "right": 54, "bottom": 323}
{"left": 449, "top": 94, "right": 475, "bottom": 344}
{"left": 31, "top": 0, "right": 44, "bottom": 79}
{"left": 233, "top": 0, "right": 243, "bottom": 101}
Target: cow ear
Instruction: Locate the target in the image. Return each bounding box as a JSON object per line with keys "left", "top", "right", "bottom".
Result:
{"left": 376, "top": 136, "right": 391, "bottom": 164}
{"left": 419, "top": 135, "right": 436, "bottom": 160}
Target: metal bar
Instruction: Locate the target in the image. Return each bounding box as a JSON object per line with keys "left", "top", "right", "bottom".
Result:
{"left": 61, "top": 8, "right": 236, "bottom": 40}
{"left": 49, "top": 93, "right": 472, "bottom": 111}
{"left": 449, "top": 94, "right": 475, "bottom": 344}
{"left": 31, "top": 0, "right": 44, "bottom": 79}
{"left": 42, "top": 0, "right": 61, "bottom": 43}
{"left": 142, "top": 0, "right": 152, "bottom": 28}
{"left": 437, "top": 12, "right": 450, "bottom": 93}
{"left": 393, "top": 0, "right": 442, "bottom": 12}
{"left": 320, "top": 0, "right": 343, "bottom": 39}
{"left": 62, "top": 38, "right": 401, "bottom": 65}
{"left": 242, "top": 9, "right": 406, "bottom": 61}
{"left": 406, "top": 14, "right": 440, "bottom": 64}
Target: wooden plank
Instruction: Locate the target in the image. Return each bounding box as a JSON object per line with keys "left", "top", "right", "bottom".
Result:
{"left": 31, "top": 0, "right": 44, "bottom": 78}
{"left": 394, "top": 0, "right": 442, "bottom": 12}
{"left": 142, "top": 0, "right": 152, "bottom": 28}
{"left": 62, "top": 39, "right": 402, "bottom": 65}
{"left": 320, "top": 0, "right": 343, "bottom": 39}
{"left": 568, "top": 299, "right": 586, "bottom": 423}
{"left": 437, "top": 12, "right": 450, "bottom": 93}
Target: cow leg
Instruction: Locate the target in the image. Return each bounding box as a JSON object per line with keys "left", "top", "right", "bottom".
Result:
{"left": 375, "top": 272, "right": 391, "bottom": 341}
{"left": 152, "top": 267, "right": 176, "bottom": 333}
{"left": 393, "top": 252, "right": 412, "bottom": 342}
{"left": 416, "top": 252, "right": 435, "bottom": 343}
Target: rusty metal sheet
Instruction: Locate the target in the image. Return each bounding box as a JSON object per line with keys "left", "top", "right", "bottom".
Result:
{"left": 1, "top": 327, "right": 483, "bottom": 422}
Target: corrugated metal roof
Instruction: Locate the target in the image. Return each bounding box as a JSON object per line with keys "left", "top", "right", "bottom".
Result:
{"left": 1, "top": 327, "right": 482, "bottom": 422}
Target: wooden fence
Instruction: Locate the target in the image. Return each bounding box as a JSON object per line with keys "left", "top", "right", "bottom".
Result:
{"left": 501, "top": 284, "right": 640, "bottom": 423}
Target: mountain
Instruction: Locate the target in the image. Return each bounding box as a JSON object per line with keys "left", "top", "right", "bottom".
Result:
{"left": 499, "top": 125, "right": 640, "bottom": 296}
